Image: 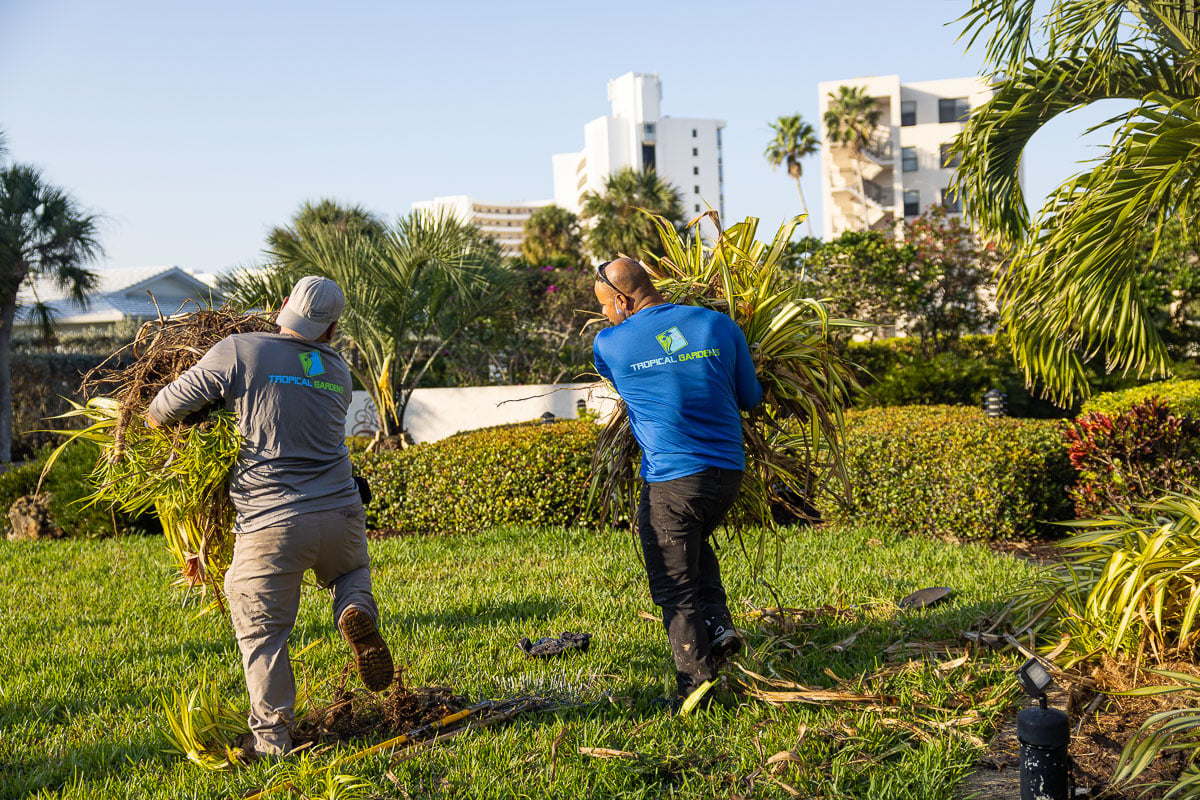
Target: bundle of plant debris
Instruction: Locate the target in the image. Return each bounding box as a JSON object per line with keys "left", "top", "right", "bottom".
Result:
{"left": 47, "top": 305, "right": 274, "bottom": 610}
{"left": 590, "top": 212, "right": 860, "bottom": 572}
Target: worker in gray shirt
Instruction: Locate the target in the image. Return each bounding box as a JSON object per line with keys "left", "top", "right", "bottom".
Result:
{"left": 148, "top": 275, "right": 393, "bottom": 758}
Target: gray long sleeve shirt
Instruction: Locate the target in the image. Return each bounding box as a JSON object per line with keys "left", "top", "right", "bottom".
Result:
{"left": 147, "top": 332, "right": 359, "bottom": 533}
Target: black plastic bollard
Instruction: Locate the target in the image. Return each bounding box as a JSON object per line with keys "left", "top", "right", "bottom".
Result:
{"left": 1018, "top": 701, "right": 1071, "bottom": 800}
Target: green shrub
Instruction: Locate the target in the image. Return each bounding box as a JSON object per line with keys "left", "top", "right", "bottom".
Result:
{"left": 353, "top": 419, "right": 600, "bottom": 534}
{"left": 0, "top": 441, "right": 147, "bottom": 537}
{"left": 846, "top": 336, "right": 1070, "bottom": 418}
{"left": 1081, "top": 379, "right": 1200, "bottom": 419}
{"left": 818, "top": 405, "right": 1075, "bottom": 540}
{"left": 0, "top": 458, "right": 45, "bottom": 517}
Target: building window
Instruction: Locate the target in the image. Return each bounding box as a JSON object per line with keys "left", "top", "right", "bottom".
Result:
{"left": 941, "top": 187, "right": 962, "bottom": 212}
{"left": 938, "top": 98, "right": 970, "bottom": 123}
{"left": 692, "top": 128, "right": 698, "bottom": 137}
{"left": 901, "top": 100, "right": 917, "bottom": 127}
{"left": 694, "top": 185, "right": 700, "bottom": 194}
{"left": 903, "top": 190, "right": 920, "bottom": 217}
{"left": 693, "top": 166, "right": 699, "bottom": 175}
{"left": 939, "top": 143, "right": 961, "bottom": 169}
{"left": 692, "top": 147, "right": 698, "bottom": 156}
{"left": 901, "top": 147, "right": 918, "bottom": 172}
{"left": 695, "top": 204, "right": 701, "bottom": 212}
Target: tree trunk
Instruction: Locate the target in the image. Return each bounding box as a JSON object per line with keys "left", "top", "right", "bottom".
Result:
{"left": 0, "top": 301, "right": 15, "bottom": 463}
{"left": 794, "top": 177, "right": 814, "bottom": 238}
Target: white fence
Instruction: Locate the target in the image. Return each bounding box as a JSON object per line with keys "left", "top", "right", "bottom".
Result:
{"left": 346, "top": 383, "right": 619, "bottom": 443}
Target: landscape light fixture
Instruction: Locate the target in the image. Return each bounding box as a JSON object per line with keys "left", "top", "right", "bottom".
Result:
{"left": 1016, "top": 657, "right": 1054, "bottom": 705}
{"left": 540, "top": 411, "right": 555, "bottom": 424}
{"left": 1015, "top": 657, "right": 1071, "bottom": 800}
{"left": 983, "top": 388, "right": 1007, "bottom": 418}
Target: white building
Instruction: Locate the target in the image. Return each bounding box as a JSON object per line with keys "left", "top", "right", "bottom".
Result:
{"left": 817, "top": 75, "right": 994, "bottom": 240}
{"left": 411, "top": 195, "right": 551, "bottom": 260}
{"left": 552, "top": 72, "right": 725, "bottom": 226}
{"left": 15, "top": 266, "right": 223, "bottom": 333}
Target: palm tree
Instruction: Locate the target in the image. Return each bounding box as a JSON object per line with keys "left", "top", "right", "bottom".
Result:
{"left": 580, "top": 168, "right": 685, "bottom": 262}
{"left": 764, "top": 115, "right": 820, "bottom": 237}
{"left": 954, "top": 1, "right": 1200, "bottom": 403}
{"left": 229, "top": 204, "right": 519, "bottom": 437}
{"left": 823, "top": 86, "right": 882, "bottom": 231}
{"left": 0, "top": 164, "right": 102, "bottom": 462}
{"left": 521, "top": 204, "right": 583, "bottom": 266}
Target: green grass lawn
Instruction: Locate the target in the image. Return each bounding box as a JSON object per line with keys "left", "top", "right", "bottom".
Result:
{"left": 0, "top": 525, "right": 1036, "bottom": 799}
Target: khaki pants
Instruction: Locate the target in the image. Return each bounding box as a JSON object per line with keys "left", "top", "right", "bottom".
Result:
{"left": 223, "top": 503, "right": 377, "bottom": 755}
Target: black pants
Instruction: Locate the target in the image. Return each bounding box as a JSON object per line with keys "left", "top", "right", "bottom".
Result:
{"left": 638, "top": 467, "right": 743, "bottom": 696}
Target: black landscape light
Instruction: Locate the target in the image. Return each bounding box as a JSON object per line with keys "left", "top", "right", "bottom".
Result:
{"left": 576, "top": 398, "right": 587, "bottom": 416}
{"left": 1016, "top": 657, "right": 1071, "bottom": 800}
{"left": 983, "top": 388, "right": 1007, "bottom": 418}
{"left": 540, "top": 411, "right": 555, "bottom": 424}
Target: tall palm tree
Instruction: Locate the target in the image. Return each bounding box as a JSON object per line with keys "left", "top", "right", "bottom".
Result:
{"left": 580, "top": 167, "right": 685, "bottom": 262}
{"left": 954, "top": 0, "right": 1200, "bottom": 403}
{"left": 764, "top": 115, "right": 820, "bottom": 237}
{"left": 0, "top": 164, "right": 102, "bottom": 461}
{"left": 824, "top": 86, "right": 882, "bottom": 231}
{"left": 521, "top": 204, "right": 583, "bottom": 266}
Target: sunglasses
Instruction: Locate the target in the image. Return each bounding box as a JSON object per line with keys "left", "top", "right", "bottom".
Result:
{"left": 596, "top": 261, "right": 631, "bottom": 300}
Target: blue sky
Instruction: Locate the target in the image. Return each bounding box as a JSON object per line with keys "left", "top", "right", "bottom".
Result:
{"left": 1, "top": 0, "right": 1119, "bottom": 273}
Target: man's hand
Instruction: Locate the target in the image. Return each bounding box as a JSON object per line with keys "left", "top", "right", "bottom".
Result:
{"left": 145, "top": 414, "right": 162, "bottom": 430}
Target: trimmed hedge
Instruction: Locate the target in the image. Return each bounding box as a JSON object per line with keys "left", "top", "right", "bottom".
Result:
{"left": 817, "top": 405, "right": 1075, "bottom": 540}
{"left": 353, "top": 419, "right": 600, "bottom": 534}
{"left": 1081, "top": 379, "right": 1200, "bottom": 419}
{"left": 352, "top": 406, "right": 1073, "bottom": 541}
{"left": 9, "top": 351, "right": 118, "bottom": 458}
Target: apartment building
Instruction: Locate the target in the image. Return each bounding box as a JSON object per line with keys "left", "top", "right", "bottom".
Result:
{"left": 552, "top": 72, "right": 725, "bottom": 226}
{"left": 411, "top": 195, "right": 550, "bottom": 260}
{"left": 817, "top": 75, "right": 993, "bottom": 240}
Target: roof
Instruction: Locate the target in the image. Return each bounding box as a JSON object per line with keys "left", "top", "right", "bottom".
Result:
{"left": 15, "top": 266, "right": 224, "bottom": 326}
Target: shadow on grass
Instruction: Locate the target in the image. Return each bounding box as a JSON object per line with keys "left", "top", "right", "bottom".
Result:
{"left": 737, "top": 596, "right": 1011, "bottom": 685}
{"left": 396, "top": 597, "right": 567, "bottom": 631}
{"left": 0, "top": 737, "right": 166, "bottom": 800}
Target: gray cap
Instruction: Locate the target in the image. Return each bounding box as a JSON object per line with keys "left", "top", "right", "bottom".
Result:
{"left": 276, "top": 276, "right": 345, "bottom": 340}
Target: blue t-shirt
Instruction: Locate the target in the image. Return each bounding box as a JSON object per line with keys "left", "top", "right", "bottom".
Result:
{"left": 593, "top": 303, "right": 763, "bottom": 482}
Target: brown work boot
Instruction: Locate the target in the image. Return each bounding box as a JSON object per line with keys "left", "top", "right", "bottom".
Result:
{"left": 338, "top": 607, "right": 394, "bottom": 692}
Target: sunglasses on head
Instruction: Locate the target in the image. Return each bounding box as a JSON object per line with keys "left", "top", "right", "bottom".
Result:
{"left": 596, "top": 261, "right": 631, "bottom": 300}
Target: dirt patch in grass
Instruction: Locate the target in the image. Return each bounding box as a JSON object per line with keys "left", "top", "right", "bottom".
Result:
{"left": 297, "top": 667, "right": 467, "bottom": 745}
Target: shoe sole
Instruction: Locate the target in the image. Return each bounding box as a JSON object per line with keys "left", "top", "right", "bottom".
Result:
{"left": 338, "top": 608, "right": 394, "bottom": 692}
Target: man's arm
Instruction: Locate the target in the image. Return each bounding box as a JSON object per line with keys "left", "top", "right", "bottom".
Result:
{"left": 729, "top": 322, "right": 763, "bottom": 411}
{"left": 146, "top": 338, "right": 236, "bottom": 425}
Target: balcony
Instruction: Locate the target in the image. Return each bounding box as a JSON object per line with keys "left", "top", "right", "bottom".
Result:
{"left": 863, "top": 133, "right": 894, "bottom": 162}
{"left": 863, "top": 180, "right": 894, "bottom": 207}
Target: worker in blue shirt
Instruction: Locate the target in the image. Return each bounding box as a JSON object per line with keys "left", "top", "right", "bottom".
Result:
{"left": 593, "top": 257, "right": 763, "bottom": 707}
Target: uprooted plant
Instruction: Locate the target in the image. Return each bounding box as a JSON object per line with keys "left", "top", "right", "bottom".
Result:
{"left": 590, "top": 211, "right": 860, "bottom": 572}
{"left": 45, "top": 305, "right": 274, "bottom": 609}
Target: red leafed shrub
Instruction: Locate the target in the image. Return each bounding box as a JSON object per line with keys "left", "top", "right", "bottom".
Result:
{"left": 1064, "top": 397, "right": 1200, "bottom": 517}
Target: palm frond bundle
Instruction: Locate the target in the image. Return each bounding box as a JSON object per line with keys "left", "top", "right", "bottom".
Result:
{"left": 591, "top": 212, "right": 860, "bottom": 572}
{"left": 48, "top": 307, "right": 273, "bottom": 609}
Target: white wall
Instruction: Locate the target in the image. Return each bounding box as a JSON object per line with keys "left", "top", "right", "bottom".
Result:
{"left": 346, "top": 383, "right": 620, "bottom": 443}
